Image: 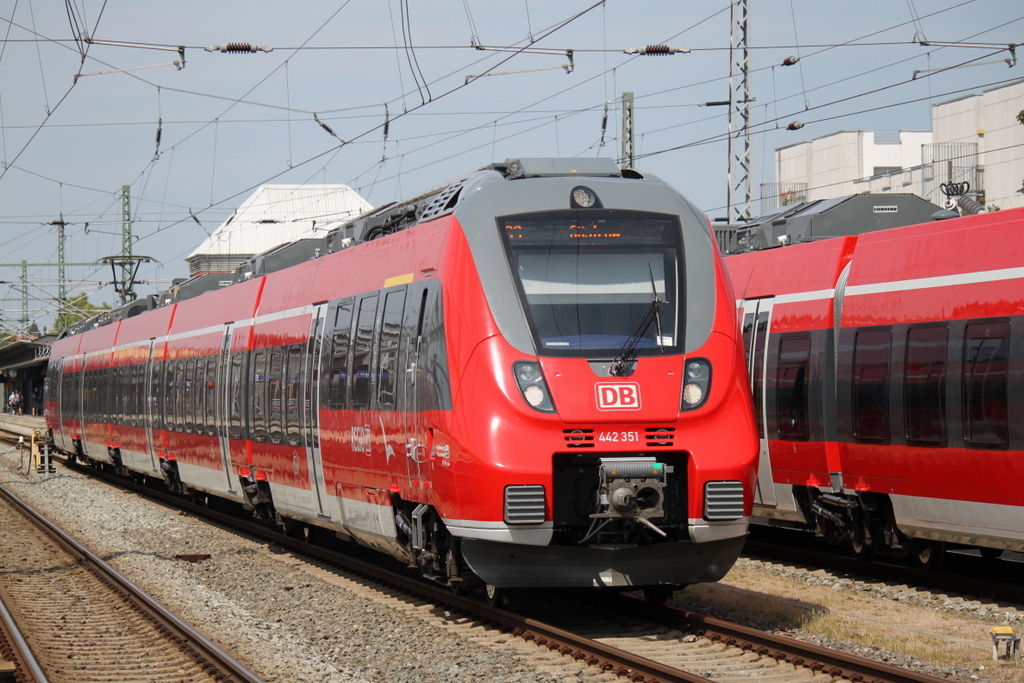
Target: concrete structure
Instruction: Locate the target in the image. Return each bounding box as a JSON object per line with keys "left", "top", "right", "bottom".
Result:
{"left": 767, "top": 79, "right": 1024, "bottom": 213}
{"left": 0, "top": 337, "right": 53, "bottom": 416}
{"left": 187, "top": 184, "right": 373, "bottom": 276}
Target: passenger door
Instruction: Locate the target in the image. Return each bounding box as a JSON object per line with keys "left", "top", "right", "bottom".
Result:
{"left": 741, "top": 298, "right": 778, "bottom": 507}
{"left": 143, "top": 340, "right": 160, "bottom": 474}
{"left": 217, "top": 326, "right": 237, "bottom": 494}
{"left": 402, "top": 287, "right": 428, "bottom": 492}
{"left": 304, "top": 305, "right": 330, "bottom": 517}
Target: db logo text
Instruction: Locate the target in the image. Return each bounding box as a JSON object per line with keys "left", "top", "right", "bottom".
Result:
{"left": 596, "top": 383, "right": 642, "bottom": 411}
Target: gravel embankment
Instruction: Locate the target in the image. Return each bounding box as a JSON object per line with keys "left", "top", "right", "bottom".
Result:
{"left": 0, "top": 449, "right": 595, "bottom": 683}
{"left": 4, "top": 444, "right": 1020, "bottom": 683}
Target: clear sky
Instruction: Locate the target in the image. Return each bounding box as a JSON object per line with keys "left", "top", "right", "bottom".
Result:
{"left": 1, "top": 0, "right": 1021, "bottom": 331}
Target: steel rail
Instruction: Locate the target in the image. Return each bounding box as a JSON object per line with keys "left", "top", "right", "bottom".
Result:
{"left": 0, "top": 594, "right": 48, "bottom": 683}
{"left": 608, "top": 594, "right": 957, "bottom": 683}
{"left": 57, "top": 459, "right": 714, "bottom": 683}
{"left": 0, "top": 483, "right": 266, "bottom": 683}
{"left": 56, "top": 456, "right": 959, "bottom": 683}
{"left": 744, "top": 538, "right": 1024, "bottom": 606}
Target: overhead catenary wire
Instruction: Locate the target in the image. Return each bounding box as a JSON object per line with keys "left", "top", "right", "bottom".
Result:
{"left": 2, "top": 0, "right": 1018, "bottom": 322}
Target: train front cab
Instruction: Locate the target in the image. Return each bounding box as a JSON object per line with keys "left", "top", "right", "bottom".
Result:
{"left": 436, "top": 165, "right": 759, "bottom": 589}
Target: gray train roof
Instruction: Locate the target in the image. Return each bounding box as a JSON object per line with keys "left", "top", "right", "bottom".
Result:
{"left": 715, "top": 193, "right": 944, "bottom": 255}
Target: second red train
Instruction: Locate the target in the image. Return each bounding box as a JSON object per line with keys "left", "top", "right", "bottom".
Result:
{"left": 725, "top": 204, "right": 1024, "bottom": 568}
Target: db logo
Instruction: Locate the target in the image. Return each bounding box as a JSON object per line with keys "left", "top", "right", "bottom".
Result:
{"left": 596, "top": 383, "right": 642, "bottom": 411}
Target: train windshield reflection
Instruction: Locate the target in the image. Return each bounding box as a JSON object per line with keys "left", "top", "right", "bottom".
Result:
{"left": 499, "top": 210, "right": 683, "bottom": 358}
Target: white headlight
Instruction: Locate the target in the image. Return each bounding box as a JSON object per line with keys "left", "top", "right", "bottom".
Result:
{"left": 523, "top": 384, "right": 546, "bottom": 407}
{"left": 682, "top": 382, "right": 704, "bottom": 406}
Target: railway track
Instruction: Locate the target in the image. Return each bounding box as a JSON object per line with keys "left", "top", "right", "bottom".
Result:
{"left": 0, "top": 482, "right": 264, "bottom": 683}
{"left": 0, "top": 592, "right": 46, "bottom": 683}
{"left": 50, "top": 452, "right": 957, "bottom": 683}
{"left": 745, "top": 526, "right": 1024, "bottom": 606}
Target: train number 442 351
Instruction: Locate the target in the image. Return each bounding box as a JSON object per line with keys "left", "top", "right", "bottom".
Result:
{"left": 598, "top": 431, "right": 640, "bottom": 443}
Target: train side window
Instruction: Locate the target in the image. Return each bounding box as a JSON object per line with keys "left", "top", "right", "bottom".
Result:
{"left": 123, "top": 365, "right": 133, "bottom": 426}
{"left": 205, "top": 358, "right": 217, "bottom": 437}
{"left": 268, "top": 350, "right": 284, "bottom": 444}
{"left": 129, "top": 364, "right": 137, "bottom": 424}
{"left": 184, "top": 358, "right": 196, "bottom": 433}
{"left": 95, "top": 369, "right": 102, "bottom": 422}
{"left": 130, "top": 364, "right": 138, "bottom": 425}
{"left": 776, "top": 334, "right": 811, "bottom": 440}
{"left": 125, "top": 365, "right": 133, "bottom": 425}
{"left": 852, "top": 328, "right": 892, "bottom": 444}
{"left": 179, "top": 359, "right": 188, "bottom": 432}
{"left": 83, "top": 369, "right": 91, "bottom": 422}
{"left": 169, "top": 361, "right": 180, "bottom": 432}
{"left": 963, "top": 321, "right": 1009, "bottom": 450}
{"left": 93, "top": 368, "right": 101, "bottom": 422}
{"left": 194, "top": 359, "right": 205, "bottom": 434}
{"left": 112, "top": 365, "right": 122, "bottom": 424}
{"left": 251, "top": 351, "right": 267, "bottom": 442}
{"left": 152, "top": 359, "right": 165, "bottom": 431}
{"left": 103, "top": 367, "right": 112, "bottom": 424}
{"left": 81, "top": 369, "right": 87, "bottom": 421}
{"left": 377, "top": 290, "right": 406, "bottom": 409}
{"left": 124, "top": 365, "right": 133, "bottom": 426}
{"left": 328, "top": 303, "right": 354, "bottom": 408}
{"left": 904, "top": 326, "right": 947, "bottom": 446}
{"left": 352, "top": 295, "right": 378, "bottom": 409}
{"left": 285, "top": 345, "right": 303, "bottom": 446}
{"left": 229, "top": 352, "right": 246, "bottom": 440}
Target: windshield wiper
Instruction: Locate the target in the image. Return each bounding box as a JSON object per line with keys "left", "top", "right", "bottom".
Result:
{"left": 610, "top": 266, "right": 664, "bottom": 376}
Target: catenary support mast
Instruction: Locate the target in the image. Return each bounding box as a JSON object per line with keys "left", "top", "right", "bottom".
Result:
{"left": 727, "top": 0, "right": 752, "bottom": 223}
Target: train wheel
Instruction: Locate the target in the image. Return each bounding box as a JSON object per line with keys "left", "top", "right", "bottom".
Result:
{"left": 642, "top": 585, "right": 678, "bottom": 605}
{"left": 485, "top": 584, "right": 507, "bottom": 608}
{"left": 851, "top": 538, "right": 875, "bottom": 562}
{"left": 914, "top": 541, "right": 945, "bottom": 571}
{"left": 979, "top": 548, "right": 1003, "bottom": 560}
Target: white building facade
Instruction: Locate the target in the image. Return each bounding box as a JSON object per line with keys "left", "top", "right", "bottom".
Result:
{"left": 769, "top": 79, "right": 1024, "bottom": 212}
{"left": 186, "top": 184, "right": 373, "bottom": 276}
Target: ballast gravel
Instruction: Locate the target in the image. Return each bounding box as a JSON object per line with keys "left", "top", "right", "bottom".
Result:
{"left": 4, "top": 445, "right": 1020, "bottom": 683}
{"left": 0, "top": 449, "right": 576, "bottom": 683}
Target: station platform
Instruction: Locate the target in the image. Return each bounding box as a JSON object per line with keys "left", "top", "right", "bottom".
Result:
{"left": 0, "top": 414, "right": 46, "bottom": 441}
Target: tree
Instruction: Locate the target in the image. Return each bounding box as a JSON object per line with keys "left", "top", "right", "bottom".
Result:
{"left": 52, "top": 294, "right": 111, "bottom": 334}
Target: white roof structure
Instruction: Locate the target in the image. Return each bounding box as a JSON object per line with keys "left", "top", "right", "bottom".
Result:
{"left": 187, "top": 184, "right": 373, "bottom": 275}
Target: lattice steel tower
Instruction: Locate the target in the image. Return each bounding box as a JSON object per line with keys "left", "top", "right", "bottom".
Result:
{"left": 727, "top": 0, "right": 752, "bottom": 223}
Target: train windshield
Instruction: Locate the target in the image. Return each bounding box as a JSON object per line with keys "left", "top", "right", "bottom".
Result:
{"left": 498, "top": 210, "right": 683, "bottom": 358}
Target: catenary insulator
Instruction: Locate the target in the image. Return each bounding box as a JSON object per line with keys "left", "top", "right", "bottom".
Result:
{"left": 624, "top": 45, "right": 690, "bottom": 56}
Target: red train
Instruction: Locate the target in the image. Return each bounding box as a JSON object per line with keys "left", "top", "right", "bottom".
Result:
{"left": 45, "top": 158, "right": 758, "bottom": 596}
{"left": 725, "top": 205, "right": 1024, "bottom": 568}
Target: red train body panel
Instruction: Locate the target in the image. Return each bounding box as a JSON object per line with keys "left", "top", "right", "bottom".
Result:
{"left": 46, "top": 158, "right": 758, "bottom": 591}
{"left": 726, "top": 206, "right": 1024, "bottom": 564}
